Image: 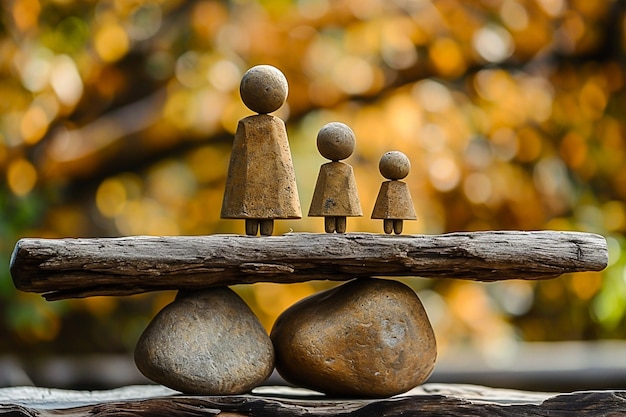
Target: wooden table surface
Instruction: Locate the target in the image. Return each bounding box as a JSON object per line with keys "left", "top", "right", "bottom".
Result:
{"left": 1, "top": 383, "right": 625, "bottom": 416}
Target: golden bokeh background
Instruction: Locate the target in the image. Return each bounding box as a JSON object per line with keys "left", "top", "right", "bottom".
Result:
{"left": 1, "top": 0, "right": 625, "bottom": 366}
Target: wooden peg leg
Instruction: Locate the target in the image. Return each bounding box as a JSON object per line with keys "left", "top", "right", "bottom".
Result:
{"left": 383, "top": 219, "right": 393, "bottom": 234}
{"left": 260, "top": 219, "right": 274, "bottom": 236}
{"left": 336, "top": 216, "right": 347, "bottom": 234}
{"left": 245, "top": 219, "right": 259, "bottom": 236}
{"left": 325, "top": 217, "right": 336, "bottom": 233}
{"left": 393, "top": 219, "right": 403, "bottom": 235}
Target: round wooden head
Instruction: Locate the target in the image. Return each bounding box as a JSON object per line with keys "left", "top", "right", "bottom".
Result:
{"left": 240, "top": 65, "right": 288, "bottom": 114}
{"left": 379, "top": 151, "right": 410, "bottom": 180}
{"left": 317, "top": 122, "right": 355, "bottom": 161}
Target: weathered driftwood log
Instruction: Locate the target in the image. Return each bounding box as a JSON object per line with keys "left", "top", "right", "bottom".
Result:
{"left": 10, "top": 231, "right": 608, "bottom": 300}
{"left": 0, "top": 384, "right": 625, "bottom": 416}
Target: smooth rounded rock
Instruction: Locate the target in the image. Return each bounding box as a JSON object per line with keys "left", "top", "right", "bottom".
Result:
{"left": 379, "top": 150, "right": 411, "bottom": 180}
{"left": 316, "top": 122, "right": 356, "bottom": 161}
{"left": 240, "top": 65, "right": 288, "bottom": 114}
{"left": 271, "top": 278, "right": 436, "bottom": 397}
{"left": 135, "top": 287, "right": 274, "bottom": 395}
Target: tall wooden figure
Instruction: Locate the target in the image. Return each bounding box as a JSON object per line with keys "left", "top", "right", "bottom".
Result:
{"left": 309, "top": 122, "right": 362, "bottom": 233}
{"left": 371, "top": 151, "right": 417, "bottom": 234}
{"left": 221, "top": 65, "right": 302, "bottom": 236}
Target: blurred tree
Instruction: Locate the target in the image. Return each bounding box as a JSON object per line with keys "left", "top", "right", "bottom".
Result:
{"left": 1, "top": 0, "right": 626, "bottom": 360}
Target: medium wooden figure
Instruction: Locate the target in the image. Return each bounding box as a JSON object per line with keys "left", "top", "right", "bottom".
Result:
{"left": 221, "top": 65, "right": 302, "bottom": 236}
{"left": 308, "top": 122, "right": 362, "bottom": 233}
{"left": 371, "top": 151, "right": 417, "bottom": 234}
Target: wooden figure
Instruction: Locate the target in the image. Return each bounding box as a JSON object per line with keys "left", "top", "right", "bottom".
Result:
{"left": 221, "top": 65, "right": 302, "bottom": 236}
{"left": 371, "top": 151, "right": 417, "bottom": 234}
{"left": 308, "top": 122, "right": 362, "bottom": 233}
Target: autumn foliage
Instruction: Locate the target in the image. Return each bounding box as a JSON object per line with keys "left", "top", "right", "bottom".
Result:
{"left": 1, "top": 0, "right": 625, "bottom": 359}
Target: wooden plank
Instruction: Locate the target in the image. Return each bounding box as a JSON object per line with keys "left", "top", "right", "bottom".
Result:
{"left": 10, "top": 231, "right": 608, "bottom": 300}
{"left": 0, "top": 384, "right": 624, "bottom": 416}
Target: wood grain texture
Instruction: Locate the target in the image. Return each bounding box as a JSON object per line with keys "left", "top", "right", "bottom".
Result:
{"left": 0, "top": 384, "right": 624, "bottom": 416}
{"left": 10, "top": 231, "right": 608, "bottom": 300}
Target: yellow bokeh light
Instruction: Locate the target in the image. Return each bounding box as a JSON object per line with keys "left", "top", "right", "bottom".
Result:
{"left": 50, "top": 55, "right": 84, "bottom": 107}
{"left": 0, "top": 143, "right": 7, "bottom": 166}
{"left": 489, "top": 127, "right": 519, "bottom": 161}
{"left": 561, "top": 10, "right": 585, "bottom": 48}
{"left": 428, "top": 154, "right": 460, "bottom": 192}
{"left": 352, "top": 105, "right": 388, "bottom": 160}
{"left": 381, "top": 17, "right": 419, "bottom": 70}
{"left": 383, "top": 93, "right": 423, "bottom": 145}
{"left": 567, "top": 272, "right": 602, "bottom": 301}
{"left": 474, "top": 69, "right": 513, "bottom": 102}
{"left": 252, "top": 282, "right": 317, "bottom": 330}
{"left": 307, "top": 78, "right": 342, "bottom": 107}
{"left": 7, "top": 158, "right": 37, "bottom": 196}
{"left": 20, "top": 104, "right": 49, "bottom": 145}
{"left": 413, "top": 79, "right": 453, "bottom": 113}
{"left": 500, "top": 0, "right": 529, "bottom": 31}
{"left": 187, "top": 145, "right": 230, "bottom": 184}
{"left": 96, "top": 178, "right": 127, "bottom": 218}
{"left": 297, "top": 0, "right": 329, "bottom": 19}
{"left": 579, "top": 79, "right": 607, "bottom": 120}
{"left": 602, "top": 201, "right": 626, "bottom": 232}
{"left": 516, "top": 127, "right": 543, "bottom": 162}
{"left": 207, "top": 59, "right": 241, "bottom": 92}
{"left": 195, "top": 88, "right": 229, "bottom": 134}
{"left": 94, "top": 23, "right": 130, "bottom": 62}
{"left": 163, "top": 89, "right": 194, "bottom": 130}
{"left": 82, "top": 297, "right": 118, "bottom": 317}
{"left": 114, "top": 198, "right": 181, "bottom": 236}
{"left": 419, "top": 123, "right": 448, "bottom": 153}
{"left": 220, "top": 97, "right": 250, "bottom": 135}
{"left": 473, "top": 25, "right": 514, "bottom": 63}
{"left": 559, "top": 131, "right": 587, "bottom": 169}
{"left": 536, "top": 0, "right": 566, "bottom": 17}
{"left": 429, "top": 37, "right": 466, "bottom": 79}
{"left": 463, "top": 172, "right": 492, "bottom": 204}
{"left": 174, "top": 51, "right": 207, "bottom": 88}
{"left": 446, "top": 281, "right": 493, "bottom": 327}
{"left": 12, "top": 0, "right": 41, "bottom": 32}
{"left": 191, "top": 0, "right": 229, "bottom": 40}
{"left": 522, "top": 77, "right": 554, "bottom": 123}
{"left": 46, "top": 206, "right": 88, "bottom": 237}
{"left": 146, "top": 160, "right": 196, "bottom": 208}
{"left": 1, "top": 0, "right": 625, "bottom": 354}
{"left": 332, "top": 56, "right": 375, "bottom": 95}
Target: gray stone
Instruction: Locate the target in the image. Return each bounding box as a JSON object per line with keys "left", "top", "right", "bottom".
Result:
{"left": 271, "top": 278, "right": 437, "bottom": 397}
{"left": 240, "top": 65, "right": 288, "bottom": 114}
{"left": 134, "top": 287, "right": 274, "bottom": 395}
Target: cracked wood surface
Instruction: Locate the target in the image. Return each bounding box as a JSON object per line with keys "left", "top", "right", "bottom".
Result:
{"left": 0, "top": 384, "right": 624, "bottom": 416}
{"left": 10, "top": 231, "right": 608, "bottom": 300}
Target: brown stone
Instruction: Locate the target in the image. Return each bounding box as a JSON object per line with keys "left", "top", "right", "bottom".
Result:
{"left": 379, "top": 150, "right": 411, "bottom": 180}
{"left": 309, "top": 122, "right": 362, "bottom": 233}
{"left": 308, "top": 161, "right": 362, "bottom": 217}
{"left": 371, "top": 181, "right": 417, "bottom": 220}
{"left": 239, "top": 65, "right": 288, "bottom": 114}
{"left": 316, "top": 122, "right": 356, "bottom": 161}
{"left": 270, "top": 278, "right": 437, "bottom": 397}
{"left": 221, "top": 65, "right": 301, "bottom": 235}
{"left": 221, "top": 114, "right": 302, "bottom": 221}
{"left": 134, "top": 287, "right": 274, "bottom": 395}
{"left": 371, "top": 151, "right": 416, "bottom": 234}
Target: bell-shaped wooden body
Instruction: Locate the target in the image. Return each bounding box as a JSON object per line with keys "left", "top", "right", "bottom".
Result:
{"left": 221, "top": 114, "right": 302, "bottom": 219}
{"left": 371, "top": 180, "right": 417, "bottom": 220}
{"left": 309, "top": 161, "right": 362, "bottom": 217}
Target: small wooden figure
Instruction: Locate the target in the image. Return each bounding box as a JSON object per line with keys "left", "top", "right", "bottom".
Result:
{"left": 221, "top": 65, "right": 302, "bottom": 236}
{"left": 308, "top": 122, "right": 362, "bottom": 233}
{"left": 371, "top": 151, "right": 417, "bottom": 234}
